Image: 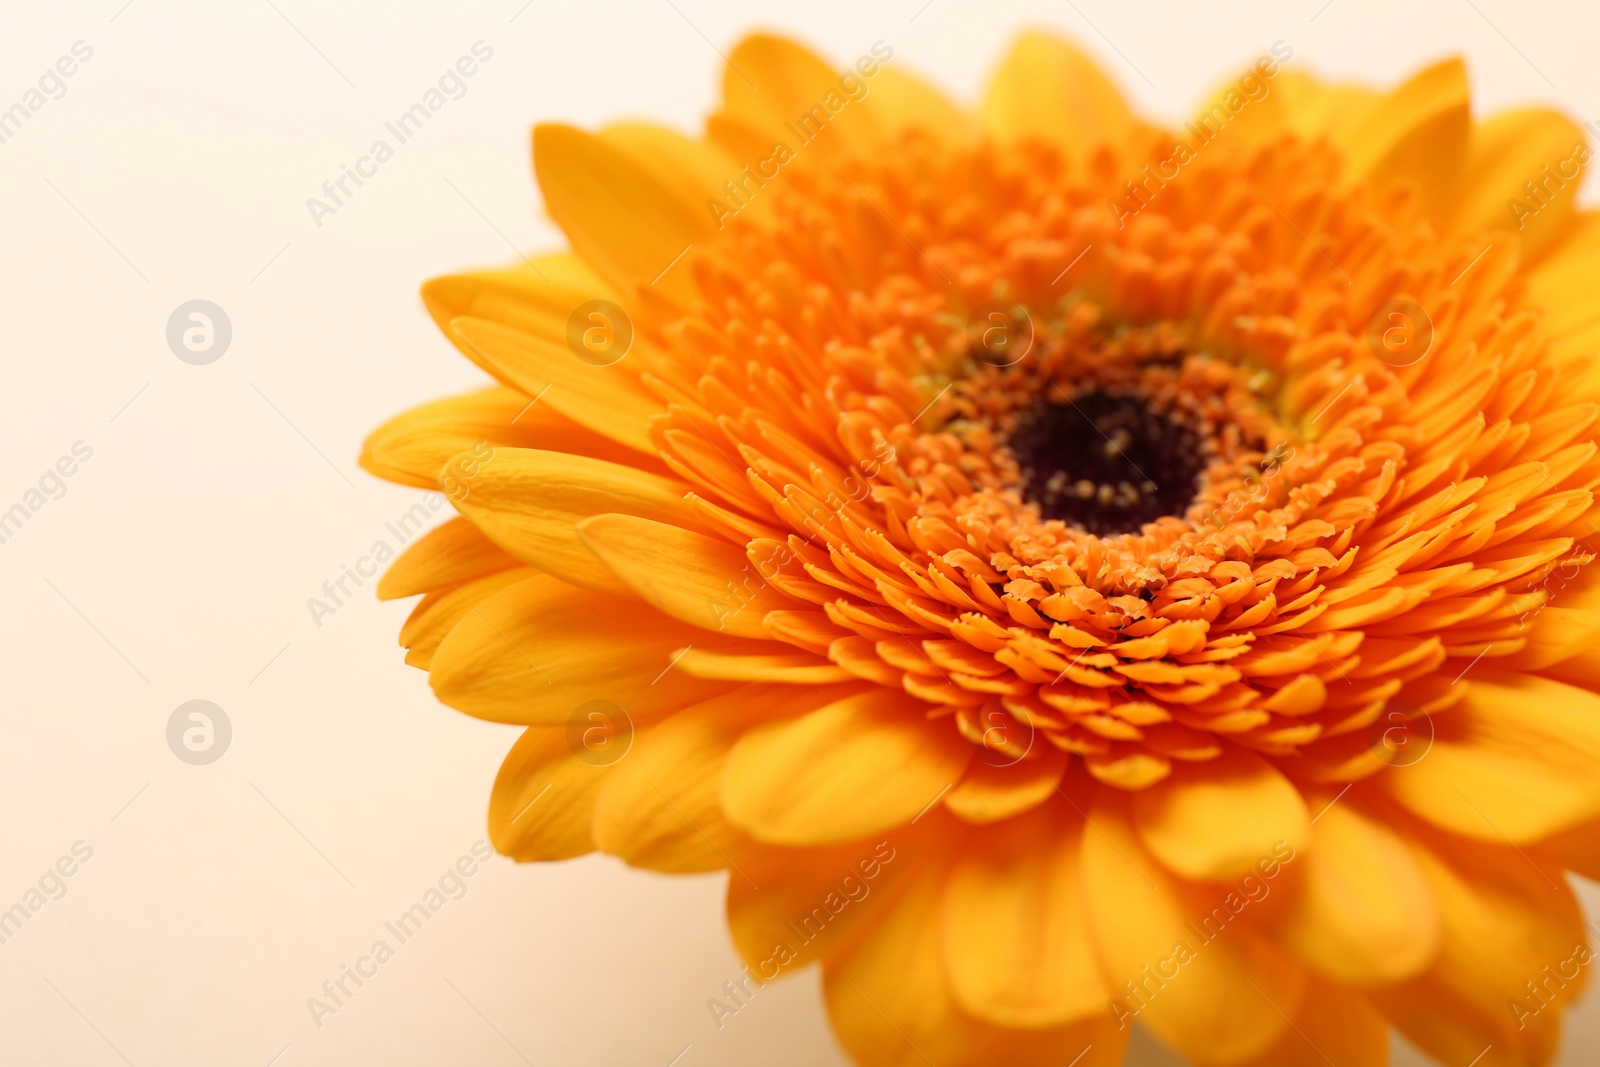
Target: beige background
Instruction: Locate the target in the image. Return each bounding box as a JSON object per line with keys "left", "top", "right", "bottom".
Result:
{"left": 1, "top": 0, "right": 1596, "bottom": 1064}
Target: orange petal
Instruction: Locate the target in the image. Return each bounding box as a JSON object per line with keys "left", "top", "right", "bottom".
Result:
{"left": 722, "top": 688, "right": 972, "bottom": 845}
{"left": 943, "top": 746, "right": 1067, "bottom": 824}
{"left": 429, "top": 573, "right": 735, "bottom": 724}
{"left": 598, "top": 122, "right": 736, "bottom": 217}
{"left": 859, "top": 66, "right": 971, "bottom": 143}
{"left": 533, "top": 123, "right": 714, "bottom": 301}
{"left": 981, "top": 32, "right": 1134, "bottom": 160}
{"left": 397, "top": 567, "right": 534, "bottom": 669}
{"left": 1217, "top": 976, "right": 1389, "bottom": 1067}
{"left": 1401, "top": 815, "right": 1586, "bottom": 1057}
{"left": 1372, "top": 978, "right": 1525, "bottom": 1067}
{"left": 447, "top": 447, "right": 697, "bottom": 596}
{"left": 940, "top": 802, "right": 1109, "bottom": 1027}
{"left": 672, "top": 646, "right": 855, "bottom": 684}
{"left": 1379, "top": 669, "right": 1600, "bottom": 842}
{"left": 826, "top": 857, "right": 1126, "bottom": 1067}
{"left": 1526, "top": 210, "right": 1600, "bottom": 343}
{"left": 1269, "top": 794, "right": 1441, "bottom": 985}
{"left": 1131, "top": 746, "right": 1309, "bottom": 881}
{"left": 590, "top": 685, "right": 846, "bottom": 872}
{"left": 1340, "top": 58, "right": 1470, "bottom": 210}
{"left": 724, "top": 823, "right": 936, "bottom": 980}
{"left": 1449, "top": 108, "right": 1588, "bottom": 259}
{"left": 713, "top": 34, "right": 883, "bottom": 162}
{"left": 378, "top": 514, "right": 521, "bottom": 601}
{"left": 489, "top": 725, "right": 617, "bottom": 861}
{"left": 421, "top": 252, "right": 612, "bottom": 344}
{"left": 449, "top": 316, "right": 663, "bottom": 455}
{"left": 1081, "top": 788, "right": 1304, "bottom": 1063}
{"left": 576, "top": 513, "right": 788, "bottom": 638}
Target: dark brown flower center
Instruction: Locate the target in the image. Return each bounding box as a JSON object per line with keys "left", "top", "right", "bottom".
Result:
{"left": 1009, "top": 390, "right": 1206, "bottom": 535}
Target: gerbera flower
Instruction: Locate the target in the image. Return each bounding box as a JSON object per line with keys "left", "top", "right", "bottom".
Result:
{"left": 362, "top": 30, "right": 1600, "bottom": 1067}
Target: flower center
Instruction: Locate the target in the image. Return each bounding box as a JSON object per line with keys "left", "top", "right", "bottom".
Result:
{"left": 1009, "top": 390, "right": 1207, "bottom": 535}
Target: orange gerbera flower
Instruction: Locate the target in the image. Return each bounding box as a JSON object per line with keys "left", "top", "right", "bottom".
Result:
{"left": 362, "top": 31, "right": 1600, "bottom": 1067}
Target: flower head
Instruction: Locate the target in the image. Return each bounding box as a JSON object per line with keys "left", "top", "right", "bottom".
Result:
{"left": 364, "top": 31, "right": 1600, "bottom": 1067}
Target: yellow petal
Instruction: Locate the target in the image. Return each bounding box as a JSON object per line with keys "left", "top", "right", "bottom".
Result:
{"left": 724, "top": 824, "right": 937, "bottom": 979}
{"left": 722, "top": 688, "right": 972, "bottom": 845}
{"left": 826, "top": 860, "right": 1126, "bottom": 1067}
{"left": 671, "top": 645, "right": 855, "bottom": 684}
{"left": 377, "top": 515, "right": 521, "bottom": 601}
{"left": 1379, "top": 669, "right": 1600, "bottom": 842}
{"left": 362, "top": 385, "right": 651, "bottom": 490}
{"left": 940, "top": 803, "right": 1108, "bottom": 1027}
{"left": 1274, "top": 71, "right": 1381, "bottom": 145}
{"left": 421, "top": 252, "right": 612, "bottom": 342}
{"left": 1449, "top": 108, "right": 1587, "bottom": 259}
{"left": 1081, "top": 789, "right": 1304, "bottom": 1063}
{"left": 981, "top": 32, "right": 1134, "bottom": 159}
{"left": 599, "top": 122, "right": 736, "bottom": 220}
{"left": 1373, "top": 978, "right": 1525, "bottom": 1067}
{"left": 489, "top": 725, "right": 617, "bottom": 861}
{"left": 943, "top": 746, "right": 1067, "bottom": 824}
{"left": 533, "top": 122, "right": 713, "bottom": 300}
{"left": 1216, "top": 976, "right": 1388, "bottom": 1067}
{"left": 1397, "top": 821, "right": 1586, "bottom": 1060}
{"left": 575, "top": 513, "right": 788, "bottom": 639}
{"left": 359, "top": 386, "right": 523, "bottom": 489}
{"left": 1494, "top": 559, "right": 1600, "bottom": 670}
{"left": 449, "top": 316, "right": 662, "bottom": 455}
{"left": 859, "top": 67, "right": 971, "bottom": 143}
{"left": 397, "top": 567, "right": 534, "bottom": 669}
{"left": 594, "top": 684, "right": 862, "bottom": 873}
{"left": 592, "top": 688, "right": 752, "bottom": 873}
{"left": 1190, "top": 53, "right": 1298, "bottom": 148}
{"left": 1533, "top": 817, "right": 1600, "bottom": 881}
{"left": 1526, "top": 210, "right": 1600, "bottom": 340}
{"left": 429, "top": 573, "right": 734, "bottom": 724}
{"left": 714, "top": 34, "right": 882, "bottom": 161}
{"left": 447, "top": 448, "right": 697, "bottom": 596}
{"left": 1269, "top": 795, "right": 1441, "bottom": 985}
{"left": 1338, "top": 58, "right": 1470, "bottom": 208}
{"left": 1130, "top": 746, "right": 1309, "bottom": 881}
